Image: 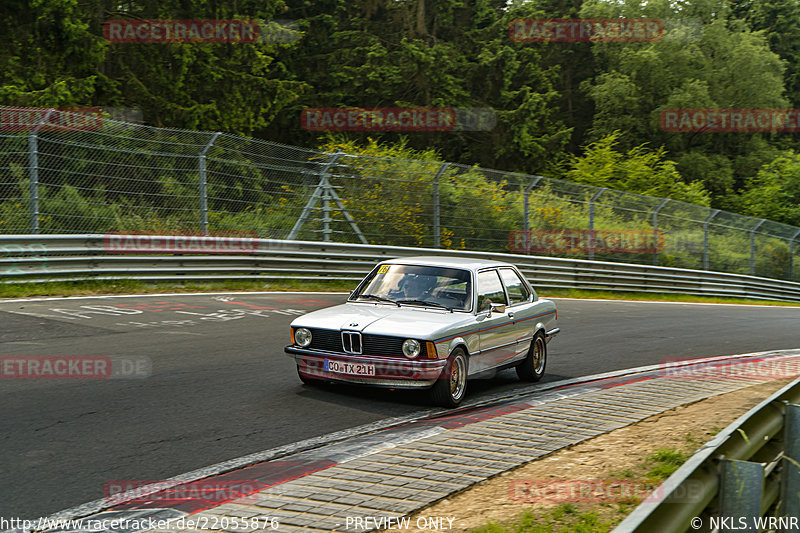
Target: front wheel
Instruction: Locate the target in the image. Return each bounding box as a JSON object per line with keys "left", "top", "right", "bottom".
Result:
{"left": 430, "top": 349, "right": 468, "bottom": 407}
{"left": 516, "top": 331, "right": 546, "bottom": 382}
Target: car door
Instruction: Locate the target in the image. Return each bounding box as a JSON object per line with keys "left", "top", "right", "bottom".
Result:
{"left": 498, "top": 267, "right": 536, "bottom": 358}
{"left": 473, "top": 269, "right": 518, "bottom": 372}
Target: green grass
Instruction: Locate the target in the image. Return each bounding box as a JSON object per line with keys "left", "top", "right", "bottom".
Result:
{"left": 607, "top": 468, "right": 635, "bottom": 479}
{"left": 471, "top": 504, "right": 613, "bottom": 533}
{"left": 542, "top": 288, "right": 800, "bottom": 307}
{"left": 644, "top": 448, "right": 691, "bottom": 480}
{"left": 0, "top": 279, "right": 355, "bottom": 299}
{"left": 473, "top": 441, "right": 698, "bottom": 533}
{"left": 1, "top": 279, "right": 798, "bottom": 306}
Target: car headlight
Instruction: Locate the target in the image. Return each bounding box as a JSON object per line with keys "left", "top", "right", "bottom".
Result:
{"left": 402, "top": 339, "right": 421, "bottom": 358}
{"left": 295, "top": 328, "right": 312, "bottom": 347}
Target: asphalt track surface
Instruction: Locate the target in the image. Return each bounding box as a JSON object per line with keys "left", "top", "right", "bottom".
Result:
{"left": 1, "top": 292, "right": 800, "bottom": 519}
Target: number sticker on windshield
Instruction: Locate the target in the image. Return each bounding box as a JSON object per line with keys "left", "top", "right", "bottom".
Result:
{"left": 377, "top": 265, "right": 390, "bottom": 274}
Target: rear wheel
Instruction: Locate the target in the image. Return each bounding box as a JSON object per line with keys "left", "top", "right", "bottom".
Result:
{"left": 430, "top": 348, "right": 468, "bottom": 407}
{"left": 516, "top": 331, "right": 546, "bottom": 382}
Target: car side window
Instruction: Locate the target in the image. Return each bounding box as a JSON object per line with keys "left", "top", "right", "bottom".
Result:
{"left": 499, "top": 268, "right": 530, "bottom": 305}
{"left": 477, "top": 270, "right": 507, "bottom": 312}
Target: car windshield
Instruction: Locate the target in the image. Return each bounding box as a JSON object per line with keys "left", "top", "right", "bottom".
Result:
{"left": 351, "top": 264, "right": 472, "bottom": 311}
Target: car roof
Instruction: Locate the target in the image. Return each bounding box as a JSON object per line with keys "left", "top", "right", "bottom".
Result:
{"left": 379, "top": 256, "right": 516, "bottom": 271}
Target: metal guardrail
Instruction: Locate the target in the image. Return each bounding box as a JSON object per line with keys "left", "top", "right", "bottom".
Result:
{"left": 614, "top": 377, "right": 800, "bottom": 532}
{"left": 3, "top": 107, "right": 800, "bottom": 283}
{"left": 3, "top": 235, "right": 800, "bottom": 303}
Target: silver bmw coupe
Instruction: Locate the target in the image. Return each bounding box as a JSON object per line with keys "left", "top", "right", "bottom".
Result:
{"left": 285, "top": 256, "right": 559, "bottom": 407}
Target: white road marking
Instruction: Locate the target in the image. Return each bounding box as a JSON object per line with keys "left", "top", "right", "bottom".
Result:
{"left": 0, "top": 291, "right": 348, "bottom": 304}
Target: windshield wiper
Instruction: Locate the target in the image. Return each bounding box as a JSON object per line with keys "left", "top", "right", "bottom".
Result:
{"left": 396, "top": 299, "right": 452, "bottom": 312}
{"left": 356, "top": 294, "right": 400, "bottom": 306}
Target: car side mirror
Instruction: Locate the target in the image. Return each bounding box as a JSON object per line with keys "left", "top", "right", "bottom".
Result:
{"left": 489, "top": 302, "right": 506, "bottom": 315}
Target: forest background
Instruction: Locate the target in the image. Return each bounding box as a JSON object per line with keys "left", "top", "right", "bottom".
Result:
{"left": 3, "top": 0, "right": 800, "bottom": 227}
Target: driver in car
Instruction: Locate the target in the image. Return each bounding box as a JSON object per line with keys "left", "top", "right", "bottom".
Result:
{"left": 401, "top": 274, "right": 431, "bottom": 300}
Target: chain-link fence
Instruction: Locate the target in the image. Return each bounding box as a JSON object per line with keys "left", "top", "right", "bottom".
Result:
{"left": 2, "top": 107, "right": 800, "bottom": 282}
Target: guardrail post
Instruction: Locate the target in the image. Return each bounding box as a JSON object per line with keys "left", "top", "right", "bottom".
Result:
{"left": 789, "top": 229, "right": 800, "bottom": 281}
{"left": 718, "top": 458, "right": 764, "bottom": 531}
{"left": 781, "top": 402, "right": 800, "bottom": 521}
{"left": 652, "top": 199, "right": 669, "bottom": 266}
{"left": 432, "top": 163, "right": 449, "bottom": 248}
{"left": 199, "top": 132, "right": 222, "bottom": 236}
{"left": 27, "top": 108, "right": 55, "bottom": 234}
{"left": 703, "top": 209, "right": 720, "bottom": 270}
{"left": 750, "top": 219, "right": 766, "bottom": 276}
{"left": 588, "top": 188, "right": 606, "bottom": 260}
{"left": 523, "top": 176, "right": 544, "bottom": 255}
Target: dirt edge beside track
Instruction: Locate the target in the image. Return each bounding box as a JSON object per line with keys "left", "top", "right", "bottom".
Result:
{"left": 383, "top": 379, "right": 790, "bottom": 533}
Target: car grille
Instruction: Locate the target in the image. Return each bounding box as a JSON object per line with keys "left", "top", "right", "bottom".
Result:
{"left": 308, "top": 328, "right": 427, "bottom": 358}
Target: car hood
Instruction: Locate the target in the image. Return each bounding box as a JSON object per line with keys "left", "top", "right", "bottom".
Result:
{"left": 290, "top": 302, "right": 474, "bottom": 339}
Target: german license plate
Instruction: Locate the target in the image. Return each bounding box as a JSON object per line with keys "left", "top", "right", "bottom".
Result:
{"left": 325, "top": 360, "right": 376, "bottom": 376}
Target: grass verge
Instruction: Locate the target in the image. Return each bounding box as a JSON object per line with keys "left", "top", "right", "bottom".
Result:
{"left": 542, "top": 288, "right": 800, "bottom": 306}
{"left": 471, "top": 447, "right": 692, "bottom": 533}
{"left": 384, "top": 381, "right": 790, "bottom": 533}
{"left": 0, "top": 279, "right": 355, "bottom": 299}
{"left": 471, "top": 504, "right": 613, "bottom": 533}
{"left": 1, "top": 279, "right": 798, "bottom": 306}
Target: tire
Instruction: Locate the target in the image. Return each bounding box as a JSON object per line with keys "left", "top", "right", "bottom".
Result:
{"left": 430, "top": 348, "right": 468, "bottom": 407}
{"left": 516, "top": 331, "right": 546, "bottom": 382}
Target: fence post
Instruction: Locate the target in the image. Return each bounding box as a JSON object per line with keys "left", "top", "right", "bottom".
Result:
{"left": 652, "top": 199, "right": 670, "bottom": 266}
{"left": 523, "top": 176, "right": 544, "bottom": 255}
{"left": 781, "top": 402, "right": 800, "bottom": 521}
{"left": 199, "top": 132, "right": 222, "bottom": 236}
{"left": 703, "top": 209, "right": 720, "bottom": 270}
{"left": 749, "top": 219, "right": 766, "bottom": 276}
{"left": 719, "top": 458, "right": 764, "bottom": 531}
{"left": 588, "top": 188, "right": 606, "bottom": 260}
{"left": 27, "top": 108, "right": 55, "bottom": 234}
{"left": 789, "top": 229, "right": 800, "bottom": 281}
{"left": 432, "top": 163, "right": 449, "bottom": 249}
{"left": 322, "top": 182, "right": 332, "bottom": 242}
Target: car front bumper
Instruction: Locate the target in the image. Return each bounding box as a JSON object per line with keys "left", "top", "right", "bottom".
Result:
{"left": 285, "top": 346, "right": 447, "bottom": 389}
